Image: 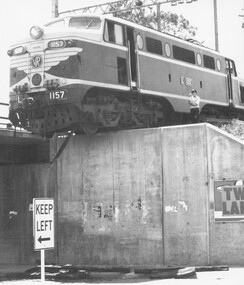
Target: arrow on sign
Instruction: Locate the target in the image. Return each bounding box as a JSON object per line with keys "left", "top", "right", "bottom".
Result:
{"left": 38, "top": 236, "right": 51, "bottom": 244}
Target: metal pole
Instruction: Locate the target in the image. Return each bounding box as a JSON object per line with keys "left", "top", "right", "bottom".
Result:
{"left": 52, "top": 0, "right": 59, "bottom": 18}
{"left": 157, "top": 3, "right": 161, "bottom": 31}
{"left": 213, "top": 0, "right": 219, "bottom": 51}
{"left": 41, "top": 249, "right": 45, "bottom": 283}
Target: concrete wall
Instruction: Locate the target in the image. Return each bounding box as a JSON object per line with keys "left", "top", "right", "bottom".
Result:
{"left": 56, "top": 129, "right": 164, "bottom": 266}
{"left": 1, "top": 123, "right": 244, "bottom": 266}
{"left": 0, "top": 129, "right": 49, "bottom": 164}
{"left": 0, "top": 164, "right": 57, "bottom": 264}
{"left": 53, "top": 124, "right": 244, "bottom": 267}
{"left": 162, "top": 124, "right": 244, "bottom": 266}
{"left": 206, "top": 126, "right": 244, "bottom": 265}
{"left": 162, "top": 125, "right": 209, "bottom": 266}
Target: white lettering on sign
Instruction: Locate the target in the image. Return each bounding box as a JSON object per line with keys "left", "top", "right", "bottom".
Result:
{"left": 33, "top": 198, "right": 55, "bottom": 251}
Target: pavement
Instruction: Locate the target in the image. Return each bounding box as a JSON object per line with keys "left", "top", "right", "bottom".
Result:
{"left": 0, "top": 263, "right": 229, "bottom": 282}
{"left": 0, "top": 264, "right": 33, "bottom": 277}
{"left": 2, "top": 264, "right": 244, "bottom": 285}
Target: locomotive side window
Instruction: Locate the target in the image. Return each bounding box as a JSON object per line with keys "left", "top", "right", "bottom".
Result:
{"left": 136, "top": 34, "right": 144, "bottom": 50}
{"left": 114, "top": 24, "right": 124, "bottom": 45}
{"left": 216, "top": 59, "right": 221, "bottom": 71}
{"left": 203, "top": 55, "right": 215, "bottom": 70}
{"left": 196, "top": 53, "right": 202, "bottom": 66}
{"left": 146, "top": 37, "right": 162, "bottom": 55}
{"left": 164, "top": 43, "right": 171, "bottom": 57}
{"left": 172, "top": 45, "right": 195, "bottom": 64}
{"left": 104, "top": 21, "right": 125, "bottom": 46}
{"left": 69, "top": 17, "right": 101, "bottom": 29}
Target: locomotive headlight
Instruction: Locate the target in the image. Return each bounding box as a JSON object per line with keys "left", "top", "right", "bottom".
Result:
{"left": 8, "top": 46, "right": 27, "bottom": 56}
{"left": 13, "top": 46, "right": 27, "bottom": 56}
{"left": 32, "top": 73, "right": 42, "bottom": 86}
{"left": 7, "top": 49, "right": 13, "bottom": 56}
{"left": 30, "top": 26, "right": 44, "bottom": 40}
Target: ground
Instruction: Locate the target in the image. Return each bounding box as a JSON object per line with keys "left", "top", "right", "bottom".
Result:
{"left": 1, "top": 268, "right": 244, "bottom": 285}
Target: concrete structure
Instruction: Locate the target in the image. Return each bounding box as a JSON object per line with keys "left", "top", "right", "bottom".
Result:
{"left": 1, "top": 123, "right": 244, "bottom": 267}
{"left": 0, "top": 128, "right": 50, "bottom": 264}
{"left": 0, "top": 128, "right": 49, "bottom": 164}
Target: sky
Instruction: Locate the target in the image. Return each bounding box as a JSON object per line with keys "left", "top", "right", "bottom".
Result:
{"left": 0, "top": 0, "right": 243, "bottom": 110}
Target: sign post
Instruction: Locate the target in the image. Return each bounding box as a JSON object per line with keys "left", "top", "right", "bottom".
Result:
{"left": 33, "top": 198, "right": 55, "bottom": 283}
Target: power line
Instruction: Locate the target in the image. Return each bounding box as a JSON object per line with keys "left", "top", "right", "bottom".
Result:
{"left": 54, "top": 0, "right": 197, "bottom": 32}
{"left": 55, "top": 0, "right": 197, "bottom": 17}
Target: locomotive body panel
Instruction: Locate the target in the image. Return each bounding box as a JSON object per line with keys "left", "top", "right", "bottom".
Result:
{"left": 139, "top": 61, "right": 219, "bottom": 113}
{"left": 102, "top": 44, "right": 128, "bottom": 86}
{"left": 135, "top": 29, "right": 230, "bottom": 113}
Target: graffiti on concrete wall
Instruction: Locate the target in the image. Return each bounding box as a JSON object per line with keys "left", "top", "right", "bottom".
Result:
{"left": 92, "top": 196, "right": 150, "bottom": 224}
{"left": 214, "top": 180, "right": 244, "bottom": 221}
{"left": 131, "top": 196, "right": 142, "bottom": 210}
{"left": 92, "top": 203, "right": 103, "bottom": 218}
{"left": 164, "top": 201, "right": 188, "bottom": 213}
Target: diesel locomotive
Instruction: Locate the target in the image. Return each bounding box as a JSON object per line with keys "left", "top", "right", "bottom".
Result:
{"left": 8, "top": 13, "right": 244, "bottom": 136}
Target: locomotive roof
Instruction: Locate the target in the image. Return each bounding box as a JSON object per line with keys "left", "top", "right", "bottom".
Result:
{"left": 51, "top": 13, "right": 221, "bottom": 56}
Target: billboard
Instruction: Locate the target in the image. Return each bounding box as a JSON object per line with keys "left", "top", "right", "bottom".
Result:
{"left": 214, "top": 180, "right": 244, "bottom": 222}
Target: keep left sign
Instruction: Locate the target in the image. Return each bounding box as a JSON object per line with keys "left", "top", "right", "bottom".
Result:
{"left": 33, "top": 198, "right": 55, "bottom": 250}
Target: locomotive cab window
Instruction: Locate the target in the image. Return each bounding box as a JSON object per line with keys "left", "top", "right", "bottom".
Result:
{"left": 146, "top": 37, "right": 162, "bottom": 55}
{"left": 69, "top": 17, "right": 101, "bottom": 29}
{"left": 104, "top": 21, "right": 125, "bottom": 46}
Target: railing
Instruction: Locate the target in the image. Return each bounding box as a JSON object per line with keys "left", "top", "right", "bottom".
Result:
{"left": 0, "top": 102, "right": 11, "bottom": 128}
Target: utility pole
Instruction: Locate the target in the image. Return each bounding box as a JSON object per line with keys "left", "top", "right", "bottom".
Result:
{"left": 239, "top": 0, "right": 244, "bottom": 28}
{"left": 156, "top": 3, "right": 162, "bottom": 31}
{"left": 213, "top": 0, "right": 219, "bottom": 51}
{"left": 52, "top": 0, "right": 59, "bottom": 18}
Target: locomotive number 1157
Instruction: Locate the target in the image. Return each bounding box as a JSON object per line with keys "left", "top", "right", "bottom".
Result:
{"left": 47, "top": 90, "right": 67, "bottom": 100}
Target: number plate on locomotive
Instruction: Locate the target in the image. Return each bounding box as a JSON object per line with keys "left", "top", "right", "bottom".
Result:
{"left": 47, "top": 90, "right": 67, "bottom": 100}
